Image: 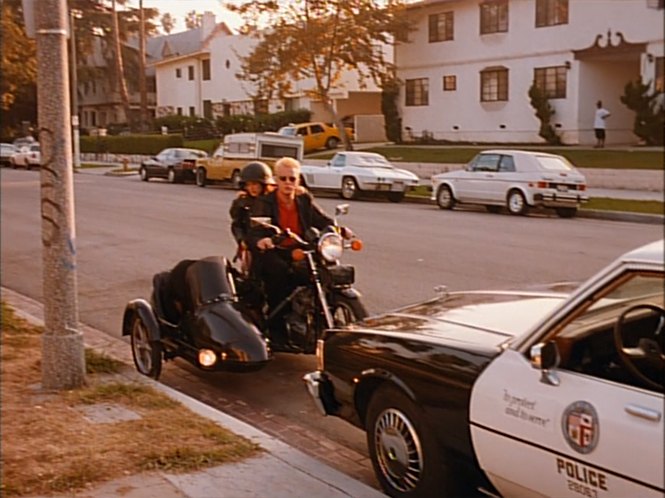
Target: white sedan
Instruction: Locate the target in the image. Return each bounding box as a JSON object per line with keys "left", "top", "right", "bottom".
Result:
{"left": 300, "top": 151, "right": 419, "bottom": 203}
{"left": 11, "top": 143, "right": 41, "bottom": 170}
{"left": 431, "top": 149, "right": 589, "bottom": 217}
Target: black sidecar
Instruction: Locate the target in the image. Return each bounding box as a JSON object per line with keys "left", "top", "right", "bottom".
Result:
{"left": 122, "top": 256, "right": 271, "bottom": 379}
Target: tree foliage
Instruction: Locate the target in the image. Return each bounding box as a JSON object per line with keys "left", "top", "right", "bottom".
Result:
{"left": 185, "top": 10, "right": 202, "bottom": 30}
{"left": 620, "top": 78, "right": 664, "bottom": 146}
{"left": 0, "top": 0, "right": 37, "bottom": 137}
{"left": 161, "top": 12, "right": 175, "bottom": 34}
{"left": 229, "top": 0, "right": 412, "bottom": 149}
{"left": 528, "top": 83, "right": 561, "bottom": 145}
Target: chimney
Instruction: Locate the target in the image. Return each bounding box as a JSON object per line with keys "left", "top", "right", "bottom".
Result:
{"left": 201, "top": 11, "right": 216, "bottom": 40}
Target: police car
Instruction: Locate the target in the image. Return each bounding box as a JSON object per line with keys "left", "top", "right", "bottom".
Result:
{"left": 304, "top": 240, "right": 664, "bottom": 497}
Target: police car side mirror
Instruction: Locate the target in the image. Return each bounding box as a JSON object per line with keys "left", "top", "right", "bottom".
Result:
{"left": 530, "top": 341, "right": 560, "bottom": 386}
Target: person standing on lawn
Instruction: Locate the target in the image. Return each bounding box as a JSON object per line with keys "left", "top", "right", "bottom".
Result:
{"left": 593, "top": 100, "right": 611, "bottom": 148}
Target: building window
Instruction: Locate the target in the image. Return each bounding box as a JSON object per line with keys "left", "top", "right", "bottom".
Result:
{"left": 189, "top": 106, "right": 195, "bottom": 116}
{"left": 428, "top": 12, "right": 454, "bottom": 42}
{"left": 177, "top": 107, "right": 183, "bottom": 116}
{"left": 188, "top": 66, "right": 194, "bottom": 80}
{"left": 147, "top": 76, "right": 156, "bottom": 93}
{"left": 443, "top": 75, "right": 457, "bottom": 91}
{"left": 656, "top": 57, "right": 664, "bottom": 92}
{"left": 534, "top": 66, "right": 567, "bottom": 98}
{"left": 405, "top": 78, "right": 429, "bottom": 106}
{"left": 253, "top": 99, "right": 268, "bottom": 115}
{"left": 176, "top": 68, "right": 181, "bottom": 78}
{"left": 480, "top": 67, "right": 508, "bottom": 102}
{"left": 202, "top": 59, "right": 211, "bottom": 81}
{"left": 480, "top": 0, "right": 508, "bottom": 34}
{"left": 536, "top": 0, "right": 568, "bottom": 27}
{"left": 647, "top": 0, "right": 664, "bottom": 8}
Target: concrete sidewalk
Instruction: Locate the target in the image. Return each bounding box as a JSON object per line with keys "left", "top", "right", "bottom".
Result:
{"left": 2, "top": 287, "right": 386, "bottom": 498}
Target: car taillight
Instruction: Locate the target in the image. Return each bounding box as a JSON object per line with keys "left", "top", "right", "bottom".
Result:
{"left": 530, "top": 181, "right": 549, "bottom": 188}
{"left": 578, "top": 184, "right": 587, "bottom": 191}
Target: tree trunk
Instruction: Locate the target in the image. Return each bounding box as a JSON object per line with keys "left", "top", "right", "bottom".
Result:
{"left": 111, "top": 0, "right": 132, "bottom": 127}
{"left": 138, "top": 0, "right": 148, "bottom": 131}
{"left": 322, "top": 96, "right": 353, "bottom": 150}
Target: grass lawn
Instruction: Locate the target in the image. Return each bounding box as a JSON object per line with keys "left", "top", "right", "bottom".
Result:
{"left": 309, "top": 146, "right": 663, "bottom": 169}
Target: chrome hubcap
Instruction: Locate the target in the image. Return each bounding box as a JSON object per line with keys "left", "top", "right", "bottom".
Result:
{"left": 509, "top": 193, "right": 523, "bottom": 212}
{"left": 342, "top": 179, "right": 355, "bottom": 198}
{"left": 438, "top": 188, "right": 451, "bottom": 207}
{"left": 374, "top": 408, "right": 423, "bottom": 492}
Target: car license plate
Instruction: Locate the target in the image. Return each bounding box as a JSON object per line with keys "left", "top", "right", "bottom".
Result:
{"left": 392, "top": 181, "right": 404, "bottom": 191}
{"left": 557, "top": 184, "right": 568, "bottom": 192}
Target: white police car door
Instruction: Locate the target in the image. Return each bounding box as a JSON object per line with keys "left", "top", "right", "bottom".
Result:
{"left": 469, "top": 270, "right": 664, "bottom": 498}
{"left": 470, "top": 349, "right": 663, "bottom": 498}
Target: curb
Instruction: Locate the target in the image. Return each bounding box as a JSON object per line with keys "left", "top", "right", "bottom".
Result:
{"left": 1, "top": 287, "right": 386, "bottom": 498}
{"left": 403, "top": 195, "right": 664, "bottom": 225}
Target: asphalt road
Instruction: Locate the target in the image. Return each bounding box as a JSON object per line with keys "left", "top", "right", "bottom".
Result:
{"left": 1, "top": 168, "right": 661, "bottom": 486}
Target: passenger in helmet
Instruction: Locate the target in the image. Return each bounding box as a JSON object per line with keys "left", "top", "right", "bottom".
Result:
{"left": 229, "top": 161, "right": 276, "bottom": 273}
{"left": 230, "top": 161, "right": 276, "bottom": 246}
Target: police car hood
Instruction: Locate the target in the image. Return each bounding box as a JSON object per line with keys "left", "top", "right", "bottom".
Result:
{"left": 354, "top": 288, "right": 571, "bottom": 351}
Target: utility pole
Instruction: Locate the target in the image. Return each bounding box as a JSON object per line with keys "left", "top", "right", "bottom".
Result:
{"left": 139, "top": 0, "right": 148, "bottom": 131}
{"left": 70, "top": 9, "right": 81, "bottom": 170}
{"left": 36, "top": 0, "right": 86, "bottom": 390}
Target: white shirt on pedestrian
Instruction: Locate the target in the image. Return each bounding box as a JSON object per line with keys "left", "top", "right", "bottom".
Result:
{"left": 594, "top": 108, "right": 610, "bottom": 129}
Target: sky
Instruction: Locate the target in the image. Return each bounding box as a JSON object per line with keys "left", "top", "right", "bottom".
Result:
{"left": 127, "top": 0, "right": 244, "bottom": 34}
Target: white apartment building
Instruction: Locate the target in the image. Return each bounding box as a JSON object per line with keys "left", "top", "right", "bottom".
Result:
{"left": 152, "top": 12, "right": 383, "bottom": 124}
{"left": 396, "top": 0, "right": 664, "bottom": 145}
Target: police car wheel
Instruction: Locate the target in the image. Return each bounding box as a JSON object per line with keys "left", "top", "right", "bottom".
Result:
{"left": 366, "top": 384, "right": 451, "bottom": 497}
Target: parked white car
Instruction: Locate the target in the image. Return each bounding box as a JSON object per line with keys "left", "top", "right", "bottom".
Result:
{"left": 11, "top": 143, "right": 41, "bottom": 170}
{"left": 1, "top": 143, "right": 18, "bottom": 167}
{"left": 300, "top": 151, "right": 419, "bottom": 203}
{"left": 431, "top": 150, "right": 589, "bottom": 218}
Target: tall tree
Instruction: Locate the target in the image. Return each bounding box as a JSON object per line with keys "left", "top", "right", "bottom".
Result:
{"left": 138, "top": 0, "right": 148, "bottom": 130}
{"left": 185, "top": 10, "right": 202, "bottom": 29}
{"left": 229, "top": 0, "right": 412, "bottom": 149}
{"left": 111, "top": 0, "right": 132, "bottom": 126}
{"left": 161, "top": 12, "right": 175, "bottom": 34}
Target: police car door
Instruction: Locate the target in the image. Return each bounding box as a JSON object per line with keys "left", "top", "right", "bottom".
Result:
{"left": 469, "top": 271, "right": 664, "bottom": 498}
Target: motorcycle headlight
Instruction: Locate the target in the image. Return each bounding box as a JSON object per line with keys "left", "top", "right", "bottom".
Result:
{"left": 318, "top": 232, "right": 343, "bottom": 262}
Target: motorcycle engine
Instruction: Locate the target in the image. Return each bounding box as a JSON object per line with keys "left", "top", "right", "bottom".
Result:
{"left": 285, "top": 288, "right": 315, "bottom": 350}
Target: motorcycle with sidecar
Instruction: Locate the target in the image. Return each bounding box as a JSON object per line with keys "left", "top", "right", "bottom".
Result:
{"left": 121, "top": 204, "right": 366, "bottom": 380}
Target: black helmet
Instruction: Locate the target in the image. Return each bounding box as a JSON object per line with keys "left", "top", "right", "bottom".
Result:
{"left": 240, "top": 161, "right": 275, "bottom": 187}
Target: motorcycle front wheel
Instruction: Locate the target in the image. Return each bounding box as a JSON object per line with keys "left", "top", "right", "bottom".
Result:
{"left": 331, "top": 295, "right": 368, "bottom": 326}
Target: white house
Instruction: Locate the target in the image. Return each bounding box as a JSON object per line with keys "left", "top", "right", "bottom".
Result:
{"left": 152, "top": 12, "right": 384, "bottom": 125}
{"left": 396, "top": 0, "right": 664, "bottom": 145}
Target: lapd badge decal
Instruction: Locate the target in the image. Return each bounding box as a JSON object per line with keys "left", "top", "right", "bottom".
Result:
{"left": 562, "top": 401, "right": 599, "bottom": 454}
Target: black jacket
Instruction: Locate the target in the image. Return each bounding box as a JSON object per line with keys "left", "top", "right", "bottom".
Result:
{"left": 229, "top": 193, "right": 260, "bottom": 244}
{"left": 247, "top": 191, "right": 334, "bottom": 250}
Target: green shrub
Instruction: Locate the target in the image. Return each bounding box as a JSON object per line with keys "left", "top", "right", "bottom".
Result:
{"left": 381, "top": 77, "right": 402, "bottom": 143}
{"left": 528, "top": 83, "right": 561, "bottom": 145}
{"left": 620, "top": 78, "right": 664, "bottom": 146}
{"left": 80, "top": 134, "right": 184, "bottom": 155}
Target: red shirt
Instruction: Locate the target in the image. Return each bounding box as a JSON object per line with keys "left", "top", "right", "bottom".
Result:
{"left": 278, "top": 199, "right": 301, "bottom": 246}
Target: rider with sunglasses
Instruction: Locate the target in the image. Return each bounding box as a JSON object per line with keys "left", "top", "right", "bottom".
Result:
{"left": 248, "top": 157, "right": 352, "bottom": 345}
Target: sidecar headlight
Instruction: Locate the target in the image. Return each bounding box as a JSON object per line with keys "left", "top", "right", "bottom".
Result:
{"left": 319, "top": 233, "right": 343, "bottom": 262}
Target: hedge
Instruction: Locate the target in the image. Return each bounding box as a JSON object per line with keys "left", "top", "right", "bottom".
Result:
{"left": 80, "top": 134, "right": 184, "bottom": 155}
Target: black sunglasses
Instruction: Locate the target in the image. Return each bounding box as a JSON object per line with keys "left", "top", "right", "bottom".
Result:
{"left": 278, "top": 176, "right": 298, "bottom": 183}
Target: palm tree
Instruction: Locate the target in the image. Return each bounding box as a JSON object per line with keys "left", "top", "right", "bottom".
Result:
{"left": 111, "top": 0, "right": 131, "bottom": 126}
{"left": 138, "top": 0, "right": 148, "bottom": 130}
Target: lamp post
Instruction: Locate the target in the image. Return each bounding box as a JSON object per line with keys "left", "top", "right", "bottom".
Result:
{"left": 69, "top": 9, "right": 81, "bottom": 170}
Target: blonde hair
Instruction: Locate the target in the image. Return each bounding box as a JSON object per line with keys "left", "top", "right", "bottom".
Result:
{"left": 275, "top": 157, "right": 301, "bottom": 175}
